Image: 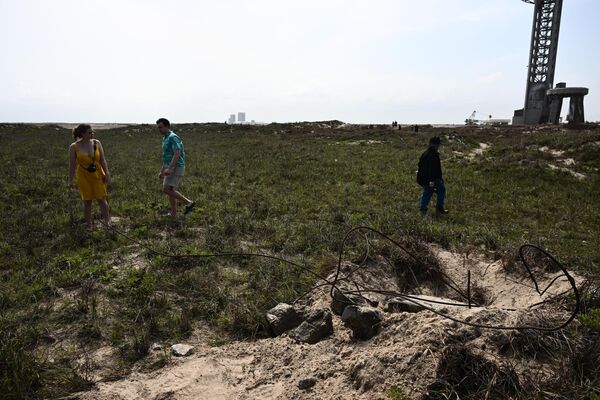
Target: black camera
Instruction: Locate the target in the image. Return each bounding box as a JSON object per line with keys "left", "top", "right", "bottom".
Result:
{"left": 86, "top": 164, "right": 97, "bottom": 173}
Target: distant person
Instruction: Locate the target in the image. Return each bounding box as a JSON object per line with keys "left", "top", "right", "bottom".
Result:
{"left": 416, "top": 136, "right": 448, "bottom": 214}
{"left": 67, "top": 124, "right": 111, "bottom": 228}
{"left": 157, "top": 118, "right": 195, "bottom": 217}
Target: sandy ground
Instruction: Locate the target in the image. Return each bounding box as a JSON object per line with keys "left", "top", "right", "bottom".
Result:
{"left": 75, "top": 245, "right": 580, "bottom": 400}
{"left": 536, "top": 144, "right": 587, "bottom": 179}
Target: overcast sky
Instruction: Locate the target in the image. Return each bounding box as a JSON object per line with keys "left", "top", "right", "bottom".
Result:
{"left": 0, "top": 0, "right": 598, "bottom": 124}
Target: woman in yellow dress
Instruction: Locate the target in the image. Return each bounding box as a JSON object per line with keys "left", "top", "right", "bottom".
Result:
{"left": 67, "top": 124, "right": 111, "bottom": 228}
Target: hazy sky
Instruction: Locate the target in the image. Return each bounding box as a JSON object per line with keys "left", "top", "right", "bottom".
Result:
{"left": 0, "top": 0, "right": 598, "bottom": 124}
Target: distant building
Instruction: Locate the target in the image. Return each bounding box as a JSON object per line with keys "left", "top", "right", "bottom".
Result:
{"left": 228, "top": 114, "right": 236, "bottom": 124}
{"left": 481, "top": 117, "right": 511, "bottom": 126}
{"left": 237, "top": 112, "right": 246, "bottom": 123}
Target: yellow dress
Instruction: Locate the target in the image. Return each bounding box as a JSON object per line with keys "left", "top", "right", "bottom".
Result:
{"left": 74, "top": 141, "right": 107, "bottom": 201}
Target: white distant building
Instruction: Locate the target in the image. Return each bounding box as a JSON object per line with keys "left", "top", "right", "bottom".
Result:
{"left": 237, "top": 112, "right": 246, "bottom": 123}
{"left": 228, "top": 114, "right": 236, "bottom": 124}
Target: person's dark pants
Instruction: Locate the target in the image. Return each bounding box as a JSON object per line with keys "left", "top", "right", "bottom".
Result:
{"left": 420, "top": 179, "right": 446, "bottom": 210}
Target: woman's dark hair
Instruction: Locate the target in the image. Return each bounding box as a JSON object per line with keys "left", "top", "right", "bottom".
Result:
{"left": 73, "top": 124, "right": 91, "bottom": 140}
{"left": 156, "top": 118, "right": 170, "bottom": 127}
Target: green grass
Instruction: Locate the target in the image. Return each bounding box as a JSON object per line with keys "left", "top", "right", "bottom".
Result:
{"left": 580, "top": 309, "right": 600, "bottom": 330}
{"left": 388, "top": 385, "right": 413, "bottom": 399}
{"left": 0, "top": 122, "right": 599, "bottom": 398}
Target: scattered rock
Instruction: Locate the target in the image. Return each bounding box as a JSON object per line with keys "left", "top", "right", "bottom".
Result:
{"left": 290, "top": 309, "right": 333, "bottom": 344}
{"left": 341, "top": 306, "right": 382, "bottom": 340}
{"left": 266, "top": 303, "right": 302, "bottom": 336}
{"left": 170, "top": 344, "right": 194, "bottom": 357}
{"left": 330, "top": 288, "right": 368, "bottom": 315}
{"left": 298, "top": 376, "right": 317, "bottom": 390}
{"left": 152, "top": 342, "right": 163, "bottom": 351}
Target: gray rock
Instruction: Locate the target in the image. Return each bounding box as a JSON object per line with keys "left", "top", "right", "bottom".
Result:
{"left": 290, "top": 309, "right": 333, "bottom": 344}
{"left": 266, "top": 303, "right": 302, "bottom": 336}
{"left": 298, "top": 376, "right": 317, "bottom": 390}
{"left": 170, "top": 343, "right": 194, "bottom": 357}
{"left": 386, "top": 297, "right": 426, "bottom": 313}
{"left": 330, "top": 288, "right": 368, "bottom": 315}
{"left": 151, "top": 342, "right": 163, "bottom": 351}
{"left": 341, "top": 305, "right": 382, "bottom": 340}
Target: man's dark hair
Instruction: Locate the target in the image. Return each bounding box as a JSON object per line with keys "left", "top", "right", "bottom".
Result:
{"left": 156, "top": 118, "right": 170, "bottom": 127}
{"left": 429, "top": 136, "right": 441, "bottom": 146}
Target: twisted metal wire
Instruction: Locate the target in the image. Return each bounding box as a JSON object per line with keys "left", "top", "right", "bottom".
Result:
{"left": 95, "top": 216, "right": 580, "bottom": 332}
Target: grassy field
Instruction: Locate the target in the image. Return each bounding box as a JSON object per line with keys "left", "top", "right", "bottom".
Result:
{"left": 0, "top": 121, "right": 599, "bottom": 399}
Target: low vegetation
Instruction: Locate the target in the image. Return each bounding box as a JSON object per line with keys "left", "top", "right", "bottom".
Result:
{"left": 0, "top": 122, "right": 598, "bottom": 398}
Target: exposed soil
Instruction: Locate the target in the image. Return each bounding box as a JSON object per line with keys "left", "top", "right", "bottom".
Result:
{"left": 75, "top": 245, "right": 580, "bottom": 400}
{"left": 535, "top": 144, "right": 587, "bottom": 179}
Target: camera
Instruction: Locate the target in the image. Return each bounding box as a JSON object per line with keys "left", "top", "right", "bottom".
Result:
{"left": 86, "top": 164, "right": 97, "bottom": 173}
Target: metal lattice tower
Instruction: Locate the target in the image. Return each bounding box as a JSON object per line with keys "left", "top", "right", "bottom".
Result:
{"left": 513, "top": 0, "right": 564, "bottom": 125}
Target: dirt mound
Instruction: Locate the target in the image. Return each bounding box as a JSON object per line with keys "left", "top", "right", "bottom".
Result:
{"left": 76, "top": 245, "right": 581, "bottom": 400}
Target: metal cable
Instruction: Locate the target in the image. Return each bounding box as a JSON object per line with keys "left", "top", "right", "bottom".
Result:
{"left": 92, "top": 215, "right": 579, "bottom": 332}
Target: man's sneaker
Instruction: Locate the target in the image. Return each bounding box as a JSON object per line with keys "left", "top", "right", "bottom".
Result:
{"left": 419, "top": 208, "right": 427, "bottom": 215}
{"left": 184, "top": 202, "right": 196, "bottom": 215}
{"left": 436, "top": 207, "right": 449, "bottom": 214}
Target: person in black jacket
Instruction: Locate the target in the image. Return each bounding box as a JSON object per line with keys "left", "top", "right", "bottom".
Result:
{"left": 417, "top": 136, "right": 449, "bottom": 214}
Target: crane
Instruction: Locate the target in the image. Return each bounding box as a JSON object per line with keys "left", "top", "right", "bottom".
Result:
{"left": 465, "top": 110, "right": 478, "bottom": 126}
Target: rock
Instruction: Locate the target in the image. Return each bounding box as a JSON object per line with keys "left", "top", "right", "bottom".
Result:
{"left": 386, "top": 295, "right": 466, "bottom": 313}
{"left": 151, "top": 342, "right": 163, "bottom": 351}
{"left": 170, "top": 344, "right": 194, "bottom": 357}
{"left": 386, "top": 297, "right": 426, "bottom": 313}
{"left": 341, "top": 305, "right": 382, "bottom": 340}
{"left": 266, "top": 303, "right": 302, "bottom": 336}
{"left": 330, "top": 288, "right": 367, "bottom": 315}
{"left": 290, "top": 309, "right": 333, "bottom": 344}
{"left": 298, "top": 376, "right": 317, "bottom": 390}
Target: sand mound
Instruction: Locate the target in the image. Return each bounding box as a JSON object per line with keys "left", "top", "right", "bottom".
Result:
{"left": 76, "top": 245, "right": 580, "bottom": 400}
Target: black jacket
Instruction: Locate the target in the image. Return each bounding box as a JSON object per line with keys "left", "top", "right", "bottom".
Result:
{"left": 417, "top": 147, "right": 442, "bottom": 186}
